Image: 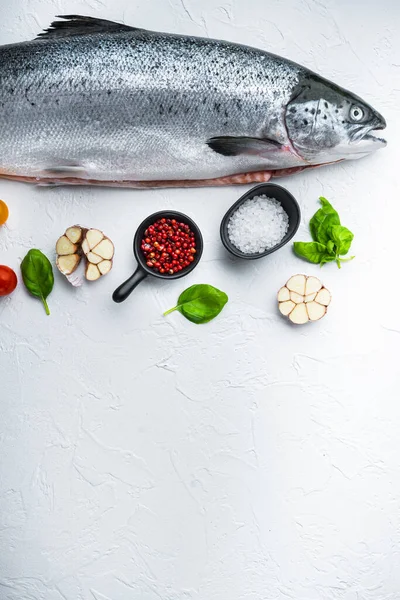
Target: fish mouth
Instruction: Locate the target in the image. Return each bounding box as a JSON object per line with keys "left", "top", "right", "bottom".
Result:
{"left": 351, "top": 119, "right": 387, "bottom": 148}
{"left": 362, "top": 131, "right": 387, "bottom": 145}
{"left": 352, "top": 129, "right": 387, "bottom": 153}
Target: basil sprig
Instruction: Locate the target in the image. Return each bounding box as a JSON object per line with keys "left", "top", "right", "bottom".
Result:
{"left": 21, "top": 249, "right": 54, "bottom": 315}
{"left": 164, "top": 284, "right": 228, "bottom": 324}
{"left": 294, "top": 197, "right": 354, "bottom": 268}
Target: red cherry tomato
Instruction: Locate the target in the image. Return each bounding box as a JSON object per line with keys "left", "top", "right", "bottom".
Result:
{"left": 0, "top": 265, "right": 17, "bottom": 296}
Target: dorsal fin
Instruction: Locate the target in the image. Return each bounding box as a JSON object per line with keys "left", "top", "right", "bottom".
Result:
{"left": 36, "top": 15, "right": 140, "bottom": 40}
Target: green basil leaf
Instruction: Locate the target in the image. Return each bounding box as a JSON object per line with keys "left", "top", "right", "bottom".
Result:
{"left": 326, "top": 240, "right": 335, "bottom": 255}
{"left": 317, "top": 214, "right": 341, "bottom": 245}
{"left": 309, "top": 197, "right": 340, "bottom": 243}
{"left": 295, "top": 196, "right": 355, "bottom": 269}
{"left": 293, "top": 242, "right": 331, "bottom": 264}
{"left": 21, "top": 249, "right": 54, "bottom": 315}
{"left": 319, "top": 197, "right": 339, "bottom": 215}
{"left": 164, "top": 284, "right": 228, "bottom": 324}
{"left": 329, "top": 225, "right": 354, "bottom": 256}
{"left": 320, "top": 255, "right": 337, "bottom": 266}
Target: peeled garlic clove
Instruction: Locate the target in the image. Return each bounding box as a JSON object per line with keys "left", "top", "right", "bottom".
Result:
{"left": 286, "top": 274, "right": 306, "bottom": 296}
{"left": 305, "top": 276, "right": 322, "bottom": 296}
{"left": 98, "top": 260, "right": 113, "bottom": 275}
{"left": 315, "top": 288, "right": 331, "bottom": 306}
{"left": 86, "top": 229, "right": 104, "bottom": 250}
{"left": 86, "top": 263, "right": 101, "bottom": 281}
{"left": 278, "top": 286, "right": 290, "bottom": 302}
{"left": 279, "top": 300, "right": 295, "bottom": 316}
{"left": 65, "top": 226, "right": 83, "bottom": 244}
{"left": 289, "top": 303, "right": 309, "bottom": 325}
{"left": 91, "top": 238, "right": 114, "bottom": 260}
{"left": 56, "top": 235, "right": 77, "bottom": 256}
{"left": 290, "top": 291, "right": 303, "bottom": 304}
{"left": 306, "top": 301, "right": 326, "bottom": 321}
{"left": 56, "top": 254, "right": 81, "bottom": 275}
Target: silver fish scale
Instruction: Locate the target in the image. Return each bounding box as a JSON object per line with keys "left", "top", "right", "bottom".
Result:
{"left": 0, "top": 29, "right": 302, "bottom": 181}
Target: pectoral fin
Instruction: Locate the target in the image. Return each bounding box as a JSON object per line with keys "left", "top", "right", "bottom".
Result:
{"left": 43, "top": 164, "right": 87, "bottom": 177}
{"left": 207, "top": 136, "right": 282, "bottom": 157}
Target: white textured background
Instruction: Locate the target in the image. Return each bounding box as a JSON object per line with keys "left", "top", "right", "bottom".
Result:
{"left": 1, "top": 1, "right": 399, "bottom": 599}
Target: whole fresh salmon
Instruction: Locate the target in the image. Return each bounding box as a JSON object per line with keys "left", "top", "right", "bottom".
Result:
{"left": 0, "top": 15, "right": 386, "bottom": 188}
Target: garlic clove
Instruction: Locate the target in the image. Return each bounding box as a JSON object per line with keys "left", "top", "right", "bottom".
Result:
{"left": 279, "top": 300, "right": 295, "bottom": 316}
{"left": 286, "top": 274, "right": 306, "bottom": 296}
{"left": 305, "top": 276, "right": 322, "bottom": 296}
{"left": 289, "top": 302, "right": 309, "bottom": 325}
{"left": 56, "top": 235, "right": 77, "bottom": 256}
{"left": 91, "top": 238, "right": 114, "bottom": 260}
{"left": 98, "top": 260, "right": 113, "bottom": 276}
{"left": 278, "top": 286, "right": 290, "bottom": 302}
{"left": 81, "top": 238, "right": 90, "bottom": 255}
{"left": 86, "top": 229, "right": 104, "bottom": 250}
{"left": 65, "top": 226, "right": 83, "bottom": 244}
{"left": 86, "top": 252, "right": 103, "bottom": 265}
{"left": 315, "top": 288, "right": 331, "bottom": 306}
{"left": 86, "top": 263, "right": 101, "bottom": 281}
{"left": 56, "top": 254, "right": 81, "bottom": 275}
{"left": 306, "top": 301, "right": 326, "bottom": 321}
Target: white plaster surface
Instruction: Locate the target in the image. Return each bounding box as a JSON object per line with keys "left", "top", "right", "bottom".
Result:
{"left": 0, "top": 1, "right": 399, "bottom": 598}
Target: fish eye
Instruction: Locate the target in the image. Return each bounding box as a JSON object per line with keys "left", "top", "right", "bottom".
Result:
{"left": 350, "top": 105, "right": 364, "bottom": 122}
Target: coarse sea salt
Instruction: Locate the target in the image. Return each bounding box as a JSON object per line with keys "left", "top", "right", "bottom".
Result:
{"left": 227, "top": 195, "right": 289, "bottom": 254}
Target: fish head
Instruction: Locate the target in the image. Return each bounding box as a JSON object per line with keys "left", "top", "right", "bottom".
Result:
{"left": 284, "top": 76, "right": 386, "bottom": 164}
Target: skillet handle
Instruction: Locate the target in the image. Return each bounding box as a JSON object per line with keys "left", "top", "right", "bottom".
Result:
{"left": 112, "top": 267, "right": 147, "bottom": 303}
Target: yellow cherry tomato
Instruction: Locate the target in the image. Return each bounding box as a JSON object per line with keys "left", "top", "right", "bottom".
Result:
{"left": 0, "top": 200, "right": 9, "bottom": 225}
